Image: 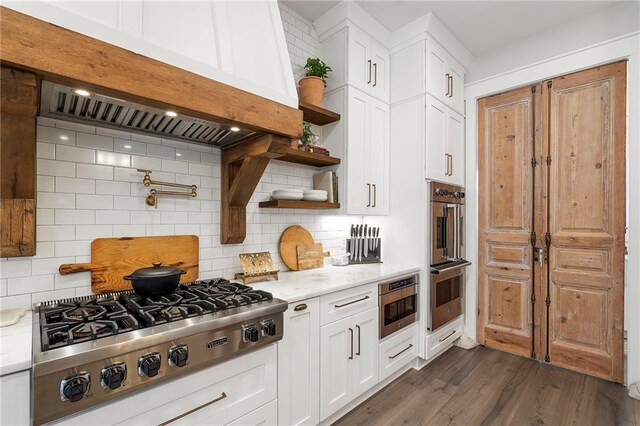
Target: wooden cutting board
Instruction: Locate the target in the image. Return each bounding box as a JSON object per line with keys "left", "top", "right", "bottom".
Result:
{"left": 278, "top": 225, "right": 314, "bottom": 271}
{"left": 59, "top": 235, "right": 199, "bottom": 294}
{"left": 296, "top": 243, "right": 325, "bottom": 271}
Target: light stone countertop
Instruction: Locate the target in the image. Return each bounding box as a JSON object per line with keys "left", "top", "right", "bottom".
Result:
{"left": 249, "top": 263, "right": 422, "bottom": 303}
{"left": 0, "top": 263, "right": 421, "bottom": 374}
{"left": 0, "top": 310, "right": 33, "bottom": 376}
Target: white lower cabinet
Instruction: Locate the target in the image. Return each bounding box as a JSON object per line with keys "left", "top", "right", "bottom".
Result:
{"left": 51, "top": 345, "right": 277, "bottom": 425}
{"left": 225, "top": 399, "right": 278, "bottom": 426}
{"left": 425, "top": 316, "right": 463, "bottom": 360}
{"left": 0, "top": 370, "right": 30, "bottom": 425}
{"left": 378, "top": 324, "right": 419, "bottom": 381}
{"left": 278, "top": 298, "right": 320, "bottom": 426}
{"left": 320, "top": 307, "right": 379, "bottom": 421}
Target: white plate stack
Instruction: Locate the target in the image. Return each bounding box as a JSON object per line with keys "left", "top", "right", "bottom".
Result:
{"left": 303, "top": 190, "right": 328, "bottom": 202}
{"left": 271, "top": 189, "right": 304, "bottom": 201}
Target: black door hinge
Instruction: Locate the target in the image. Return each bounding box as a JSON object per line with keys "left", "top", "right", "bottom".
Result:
{"left": 545, "top": 232, "right": 551, "bottom": 247}
{"left": 530, "top": 231, "right": 537, "bottom": 245}
{"left": 531, "top": 85, "right": 537, "bottom": 93}
{"left": 531, "top": 158, "right": 538, "bottom": 167}
{"left": 545, "top": 296, "right": 551, "bottom": 307}
{"left": 546, "top": 156, "right": 552, "bottom": 166}
{"left": 531, "top": 294, "right": 536, "bottom": 304}
{"left": 547, "top": 81, "right": 552, "bottom": 88}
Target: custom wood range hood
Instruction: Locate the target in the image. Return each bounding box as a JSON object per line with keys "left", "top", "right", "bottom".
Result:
{"left": 0, "top": 6, "right": 307, "bottom": 250}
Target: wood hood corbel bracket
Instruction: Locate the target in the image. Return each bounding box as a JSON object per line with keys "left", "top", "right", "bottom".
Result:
{"left": 221, "top": 134, "right": 297, "bottom": 244}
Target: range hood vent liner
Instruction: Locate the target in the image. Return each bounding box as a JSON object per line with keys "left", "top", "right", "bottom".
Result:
{"left": 40, "top": 81, "right": 256, "bottom": 147}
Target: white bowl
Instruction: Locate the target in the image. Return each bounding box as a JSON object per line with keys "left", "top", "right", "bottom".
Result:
{"left": 303, "top": 189, "right": 328, "bottom": 202}
{"left": 272, "top": 189, "right": 304, "bottom": 201}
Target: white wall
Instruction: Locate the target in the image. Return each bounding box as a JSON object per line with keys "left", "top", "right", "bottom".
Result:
{"left": 0, "top": 6, "right": 356, "bottom": 310}
{"left": 464, "top": 12, "right": 640, "bottom": 384}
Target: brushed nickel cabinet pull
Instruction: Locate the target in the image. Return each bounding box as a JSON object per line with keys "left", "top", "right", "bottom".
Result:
{"left": 335, "top": 295, "right": 370, "bottom": 308}
{"left": 367, "top": 60, "right": 372, "bottom": 84}
{"left": 349, "top": 328, "right": 354, "bottom": 359}
{"left": 373, "top": 63, "right": 378, "bottom": 87}
{"left": 372, "top": 184, "right": 376, "bottom": 208}
{"left": 445, "top": 154, "right": 450, "bottom": 176}
{"left": 448, "top": 154, "right": 453, "bottom": 176}
{"left": 439, "top": 330, "right": 456, "bottom": 342}
{"left": 389, "top": 344, "right": 413, "bottom": 359}
{"left": 356, "top": 324, "right": 361, "bottom": 355}
{"left": 367, "top": 183, "right": 371, "bottom": 207}
{"left": 449, "top": 75, "right": 454, "bottom": 98}
{"left": 445, "top": 73, "right": 450, "bottom": 96}
{"left": 294, "top": 303, "right": 308, "bottom": 311}
{"left": 159, "top": 392, "right": 227, "bottom": 425}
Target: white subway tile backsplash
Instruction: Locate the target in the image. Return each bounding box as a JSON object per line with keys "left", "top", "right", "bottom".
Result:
{"left": 114, "top": 139, "right": 146, "bottom": 155}
{"left": 38, "top": 159, "right": 75, "bottom": 177}
{"left": 76, "top": 225, "right": 113, "bottom": 240}
{"left": 113, "top": 224, "right": 146, "bottom": 236}
{"left": 113, "top": 167, "right": 140, "bottom": 183}
{"left": 56, "top": 145, "right": 96, "bottom": 164}
{"left": 146, "top": 224, "right": 174, "bottom": 235}
{"left": 32, "top": 257, "right": 74, "bottom": 276}
{"left": 147, "top": 144, "right": 175, "bottom": 160}
{"left": 36, "top": 225, "right": 75, "bottom": 242}
{"left": 189, "top": 163, "right": 214, "bottom": 177}
{"left": 76, "top": 194, "right": 114, "bottom": 210}
{"left": 8, "top": 275, "right": 54, "bottom": 295}
{"left": 175, "top": 149, "right": 200, "bottom": 163}
{"left": 131, "top": 155, "right": 162, "bottom": 171}
{"left": 162, "top": 211, "right": 188, "bottom": 224}
{"left": 37, "top": 209, "right": 55, "bottom": 225}
{"left": 96, "top": 210, "right": 130, "bottom": 224}
{"left": 38, "top": 192, "right": 75, "bottom": 209}
{"left": 1, "top": 260, "right": 32, "bottom": 279}
{"left": 37, "top": 142, "right": 56, "bottom": 159}
{"left": 77, "top": 163, "right": 113, "bottom": 180}
{"left": 56, "top": 120, "right": 96, "bottom": 134}
{"left": 56, "top": 177, "right": 96, "bottom": 194}
{"left": 162, "top": 159, "right": 189, "bottom": 174}
{"left": 54, "top": 272, "right": 90, "bottom": 290}
{"left": 33, "top": 242, "right": 55, "bottom": 259}
{"left": 37, "top": 125, "right": 76, "bottom": 145}
{"left": 38, "top": 175, "right": 55, "bottom": 192}
{"left": 97, "top": 151, "right": 131, "bottom": 167}
{"left": 55, "top": 240, "right": 91, "bottom": 257}
{"left": 77, "top": 133, "right": 114, "bottom": 151}
{"left": 31, "top": 289, "right": 76, "bottom": 305}
{"left": 96, "top": 180, "right": 130, "bottom": 196}
{"left": 54, "top": 209, "right": 95, "bottom": 225}
{"left": 97, "top": 127, "right": 133, "bottom": 139}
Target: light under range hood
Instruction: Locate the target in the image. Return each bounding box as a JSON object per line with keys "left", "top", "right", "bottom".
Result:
{"left": 40, "top": 81, "right": 256, "bottom": 147}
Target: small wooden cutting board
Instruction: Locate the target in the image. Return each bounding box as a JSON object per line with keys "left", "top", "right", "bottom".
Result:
{"left": 296, "top": 243, "right": 326, "bottom": 271}
{"left": 59, "top": 235, "right": 199, "bottom": 294}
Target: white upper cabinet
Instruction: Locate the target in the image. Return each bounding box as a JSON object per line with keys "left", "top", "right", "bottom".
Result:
{"left": 4, "top": 0, "right": 297, "bottom": 107}
{"left": 322, "top": 26, "right": 389, "bottom": 102}
{"left": 425, "top": 95, "right": 464, "bottom": 186}
{"left": 426, "top": 38, "right": 465, "bottom": 115}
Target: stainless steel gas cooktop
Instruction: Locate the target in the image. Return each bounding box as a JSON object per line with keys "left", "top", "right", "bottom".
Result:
{"left": 32, "top": 279, "right": 287, "bottom": 425}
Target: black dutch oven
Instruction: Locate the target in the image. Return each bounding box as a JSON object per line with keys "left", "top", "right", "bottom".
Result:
{"left": 124, "top": 263, "right": 186, "bottom": 297}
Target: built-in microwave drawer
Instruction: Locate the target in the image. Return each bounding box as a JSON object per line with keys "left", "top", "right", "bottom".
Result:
{"left": 320, "top": 283, "right": 377, "bottom": 326}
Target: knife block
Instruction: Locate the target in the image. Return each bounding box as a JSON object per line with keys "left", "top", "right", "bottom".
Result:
{"left": 346, "top": 238, "right": 382, "bottom": 264}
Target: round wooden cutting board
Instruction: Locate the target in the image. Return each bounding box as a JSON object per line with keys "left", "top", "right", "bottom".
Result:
{"left": 279, "top": 225, "right": 314, "bottom": 271}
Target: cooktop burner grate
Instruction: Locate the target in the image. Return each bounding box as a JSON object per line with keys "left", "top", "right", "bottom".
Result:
{"left": 38, "top": 279, "right": 273, "bottom": 351}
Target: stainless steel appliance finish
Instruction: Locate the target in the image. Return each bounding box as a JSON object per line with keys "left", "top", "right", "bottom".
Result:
{"left": 32, "top": 280, "right": 286, "bottom": 425}
{"left": 39, "top": 81, "right": 256, "bottom": 148}
{"left": 379, "top": 274, "right": 418, "bottom": 339}
{"left": 429, "top": 182, "right": 470, "bottom": 331}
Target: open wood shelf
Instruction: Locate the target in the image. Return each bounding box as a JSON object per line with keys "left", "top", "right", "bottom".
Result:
{"left": 275, "top": 146, "right": 341, "bottom": 167}
{"left": 299, "top": 101, "right": 341, "bottom": 126}
{"left": 259, "top": 200, "right": 340, "bottom": 209}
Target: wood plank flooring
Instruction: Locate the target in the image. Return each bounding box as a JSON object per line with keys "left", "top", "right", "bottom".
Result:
{"left": 334, "top": 347, "right": 638, "bottom": 426}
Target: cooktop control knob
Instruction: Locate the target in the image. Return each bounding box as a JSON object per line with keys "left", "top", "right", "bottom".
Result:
{"left": 261, "top": 320, "right": 277, "bottom": 337}
{"left": 453, "top": 191, "right": 465, "bottom": 198}
{"left": 168, "top": 344, "right": 188, "bottom": 368}
{"left": 242, "top": 324, "right": 259, "bottom": 343}
{"left": 138, "top": 353, "right": 161, "bottom": 377}
{"left": 60, "top": 373, "right": 91, "bottom": 402}
{"left": 435, "top": 188, "right": 448, "bottom": 196}
{"left": 101, "top": 363, "right": 127, "bottom": 390}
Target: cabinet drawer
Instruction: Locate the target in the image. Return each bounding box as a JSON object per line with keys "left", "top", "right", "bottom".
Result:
{"left": 320, "top": 283, "right": 378, "bottom": 326}
{"left": 425, "top": 316, "right": 463, "bottom": 360}
{"left": 54, "top": 345, "right": 277, "bottom": 425}
{"left": 225, "top": 399, "right": 277, "bottom": 426}
{"left": 378, "top": 324, "right": 418, "bottom": 381}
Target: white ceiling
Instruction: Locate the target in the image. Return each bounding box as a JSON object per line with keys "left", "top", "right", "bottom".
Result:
{"left": 280, "top": 0, "right": 625, "bottom": 56}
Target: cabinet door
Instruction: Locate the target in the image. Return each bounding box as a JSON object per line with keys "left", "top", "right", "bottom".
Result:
{"left": 425, "top": 40, "right": 448, "bottom": 104}
{"left": 368, "top": 98, "right": 389, "bottom": 215}
{"left": 447, "top": 109, "right": 465, "bottom": 186}
{"left": 348, "top": 27, "right": 372, "bottom": 94}
{"left": 320, "top": 317, "right": 353, "bottom": 421}
{"left": 446, "top": 59, "right": 465, "bottom": 115}
{"left": 370, "top": 44, "right": 389, "bottom": 102}
{"left": 0, "top": 370, "right": 30, "bottom": 426}
{"left": 425, "top": 95, "right": 449, "bottom": 182}
{"left": 346, "top": 89, "right": 371, "bottom": 215}
{"left": 352, "top": 308, "right": 379, "bottom": 398}
{"left": 278, "top": 299, "right": 320, "bottom": 426}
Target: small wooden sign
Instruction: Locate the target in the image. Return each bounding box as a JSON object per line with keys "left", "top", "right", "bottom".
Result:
{"left": 235, "top": 251, "right": 279, "bottom": 284}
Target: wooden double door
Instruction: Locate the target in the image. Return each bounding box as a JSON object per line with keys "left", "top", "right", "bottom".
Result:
{"left": 477, "top": 62, "right": 626, "bottom": 382}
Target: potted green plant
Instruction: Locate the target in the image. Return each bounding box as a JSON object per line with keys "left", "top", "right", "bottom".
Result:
{"left": 300, "top": 122, "right": 318, "bottom": 148}
{"left": 299, "top": 57, "right": 332, "bottom": 107}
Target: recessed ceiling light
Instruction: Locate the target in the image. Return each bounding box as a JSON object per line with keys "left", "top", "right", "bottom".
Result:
{"left": 59, "top": 135, "right": 69, "bottom": 141}
{"left": 230, "top": 126, "right": 240, "bottom": 132}
{"left": 165, "top": 111, "right": 178, "bottom": 118}
{"left": 74, "top": 89, "right": 91, "bottom": 97}
{"left": 124, "top": 144, "right": 132, "bottom": 149}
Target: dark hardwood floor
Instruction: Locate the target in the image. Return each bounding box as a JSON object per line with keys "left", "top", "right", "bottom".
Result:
{"left": 334, "top": 346, "right": 640, "bottom": 426}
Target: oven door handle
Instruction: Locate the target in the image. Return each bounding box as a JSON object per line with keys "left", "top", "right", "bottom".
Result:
{"left": 431, "top": 261, "right": 472, "bottom": 275}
